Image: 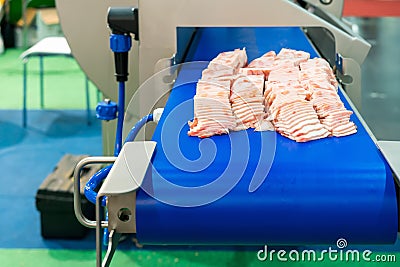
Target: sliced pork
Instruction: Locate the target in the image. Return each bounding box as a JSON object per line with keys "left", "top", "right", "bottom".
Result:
{"left": 208, "top": 48, "right": 247, "bottom": 75}
{"left": 276, "top": 48, "right": 310, "bottom": 66}
{"left": 189, "top": 48, "right": 357, "bottom": 141}
{"left": 188, "top": 81, "right": 236, "bottom": 138}
{"left": 299, "top": 58, "right": 356, "bottom": 137}
{"left": 230, "top": 75, "right": 266, "bottom": 130}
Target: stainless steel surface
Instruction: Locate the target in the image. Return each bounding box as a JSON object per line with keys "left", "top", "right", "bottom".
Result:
{"left": 94, "top": 142, "right": 156, "bottom": 241}
{"left": 138, "top": 0, "right": 370, "bottom": 117}
{"left": 107, "top": 192, "right": 137, "bottom": 233}
{"left": 304, "top": 0, "right": 343, "bottom": 17}
{"left": 95, "top": 141, "right": 156, "bottom": 266}
{"left": 378, "top": 141, "right": 400, "bottom": 185}
{"left": 303, "top": 3, "right": 368, "bottom": 109}
{"left": 339, "top": 84, "right": 378, "bottom": 144}
{"left": 339, "top": 56, "right": 363, "bottom": 110}
{"left": 348, "top": 18, "right": 400, "bottom": 141}
{"left": 97, "top": 142, "right": 156, "bottom": 195}
{"left": 73, "top": 156, "right": 116, "bottom": 228}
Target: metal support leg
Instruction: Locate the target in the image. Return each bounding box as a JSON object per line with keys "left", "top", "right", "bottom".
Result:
{"left": 22, "top": 0, "right": 27, "bottom": 49}
{"left": 96, "top": 195, "right": 103, "bottom": 267}
{"left": 96, "top": 196, "right": 121, "bottom": 267}
{"left": 85, "top": 75, "right": 91, "bottom": 125}
{"left": 23, "top": 61, "right": 27, "bottom": 127}
{"left": 39, "top": 56, "right": 44, "bottom": 109}
{"left": 103, "top": 230, "right": 122, "bottom": 267}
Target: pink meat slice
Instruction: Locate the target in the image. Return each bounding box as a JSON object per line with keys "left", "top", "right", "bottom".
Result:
{"left": 298, "top": 57, "right": 357, "bottom": 138}
{"left": 276, "top": 48, "right": 310, "bottom": 66}
{"left": 239, "top": 68, "right": 270, "bottom": 79}
{"left": 231, "top": 74, "right": 266, "bottom": 127}
{"left": 268, "top": 67, "right": 299, "bottom": 83}
{"left": 189, "top": 48, "right": 357, "bottom": 141}
{"left": 208, "top": 48, "right": 247, "bottom": 74}
{"left": 188, "top": 80, "right": 236, "bottom": 138}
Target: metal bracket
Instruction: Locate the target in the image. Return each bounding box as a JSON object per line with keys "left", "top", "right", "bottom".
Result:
{"left": 302, "top": 0, "right": 344, "bottom": 18}
{"left": 94, "top": 141, "right": 156, "bottom": 267}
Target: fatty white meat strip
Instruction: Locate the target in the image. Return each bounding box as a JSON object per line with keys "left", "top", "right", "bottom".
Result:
{"left": 254, "top": 119, "right": 275, "bottom": 131}
{"left": 239, "top": 68, "right": 270, "bottom": 78}
{"left": 188, "top": 80, "right": 236, "bottom": 138}
{"left": 276, "top": 48, "right": 310, "bottom": 66}
{"left": 201, "top": 66, "right": 236, "bottom": 79}
{"left": 299, "top": 57, "right": 356, "bottom": 137}
{"left": 230, "top": 74, "right": 266, "bottom": 129}
{"left": 268, "top": 67, "right": 300, "bottom": 83}
{"left": 264, "top": 81, "right": 311, "bottom": 104}
{"left": 189, "top": 48, "right": 356, "bottom": 141}
{"left": 196, "top": 79, "right": 230, "bottom": 93}
{"left": 247, "top": 52, "right": 276, "bottom": 68}
{"left": 293, "top": 128, "right": 331, "bottom": 142}
{"left": 246, "top": 51, "right": 276, "bottom": 79}
{"left": 188, "top": 49, "right": 249, "bottom": 138}
{"left": 208, "top": 48, "right": 247, "bottom": 75}
{"left": 265, "top": 66, "right": 329, "bottom": 142}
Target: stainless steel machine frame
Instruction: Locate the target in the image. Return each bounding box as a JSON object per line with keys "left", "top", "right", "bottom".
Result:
{"left": 66, "top": 1, "right": 400, "bottom": 266}
{"left": 56, "top": 0, "right": 369, "bottom": 155}
{"left": 136, "top": 0, "right": 369, "bottom": 116}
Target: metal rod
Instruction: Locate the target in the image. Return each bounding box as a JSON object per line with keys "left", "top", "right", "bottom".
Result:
{"left": 102, "top": 230, "right": 122, "bottom": 267}
{"left": 96, "top": 194, "right": 103, "bottom": 267}
{"left": 73, "top": 156, "right": 116, "bottom": 228}
{"left": 22, "top": 0, "right": 27, "bottom": 49}
{"left": 114, "top": 81, "right": 125, "bottom": 156}
{"left": 39, "top": 56, "right": 44, "bottom": 109}
{"left": 23, "top": 61, "right": 27, "bottom": 127}
{"left": 85, "top": 75, "right": 91, "bottom": 125}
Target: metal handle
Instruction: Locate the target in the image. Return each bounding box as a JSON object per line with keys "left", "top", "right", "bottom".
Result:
{"left": 74, "top": 156, "right": 116, "bottom": 228}
{"left": 85, "top": 165, "right": 113, "bottom": 206}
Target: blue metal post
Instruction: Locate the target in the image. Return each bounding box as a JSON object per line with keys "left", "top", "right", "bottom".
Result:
{"left": 114, "top": 82, "right": 125, "bottom": 156}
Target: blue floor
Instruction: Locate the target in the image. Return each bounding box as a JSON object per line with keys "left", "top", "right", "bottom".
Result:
{"left": 0, "top": 110, "right": 101, "bottom": 249}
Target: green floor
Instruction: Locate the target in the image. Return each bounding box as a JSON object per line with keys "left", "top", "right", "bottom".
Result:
{"left": 0, "top": 48, "right": 99, "bottom": 110}
{"left": 1, "top": 48, "right": 399, "bottom": 266}
{"left": 0, "top": 248, "right": 399, "bottom": 267}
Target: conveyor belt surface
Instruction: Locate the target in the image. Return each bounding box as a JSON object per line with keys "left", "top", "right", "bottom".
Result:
{"left": 136, "top": 27, "right": 397, "bottom": 245}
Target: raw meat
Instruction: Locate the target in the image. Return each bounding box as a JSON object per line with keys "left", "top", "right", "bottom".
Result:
{"left": 188, "top": 48, "right": 357, "bottom": 141}
{"left": 230, "top": 74, "right": 266, "bottom": 129}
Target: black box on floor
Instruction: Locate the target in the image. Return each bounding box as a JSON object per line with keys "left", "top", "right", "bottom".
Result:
{"left": 35, "top": 154, "right": 102, "bottom": 239}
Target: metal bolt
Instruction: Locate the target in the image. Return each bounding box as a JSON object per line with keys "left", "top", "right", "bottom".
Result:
{"left": 320, "top": 0, "right": 332, "bottom": 5}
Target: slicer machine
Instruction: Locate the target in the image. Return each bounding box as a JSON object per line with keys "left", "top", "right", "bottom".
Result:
{"left": 53, "top": 0, "right": 400, "bottom": 266}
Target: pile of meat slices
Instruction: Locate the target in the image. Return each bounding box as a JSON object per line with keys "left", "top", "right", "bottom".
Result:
{"left": 188, "top": 48, "right": 357, "bottom": 142}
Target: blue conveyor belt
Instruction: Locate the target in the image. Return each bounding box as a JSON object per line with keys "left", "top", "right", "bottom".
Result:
{"left": 136, "top": 27, "right": 398, "bottom": 245}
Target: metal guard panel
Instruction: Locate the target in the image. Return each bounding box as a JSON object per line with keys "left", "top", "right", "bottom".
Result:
{"left": 136, "top": 27, "right": 397, "bottom": 245}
